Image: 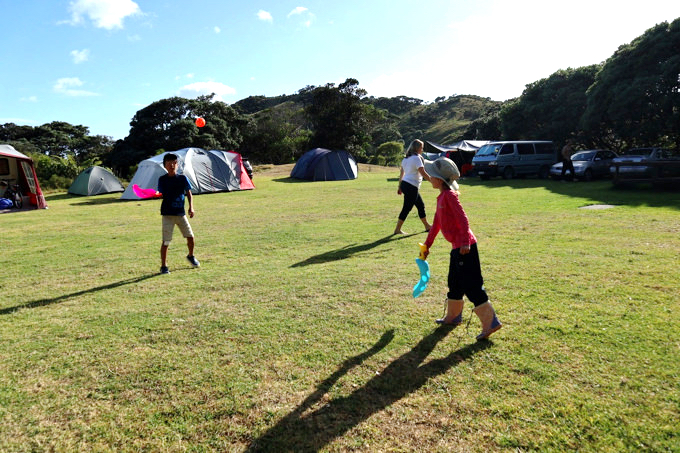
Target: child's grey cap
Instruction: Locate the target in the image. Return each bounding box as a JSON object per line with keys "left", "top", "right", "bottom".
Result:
{"left": 424, "top": 157, "right": 460, "bottom": 190}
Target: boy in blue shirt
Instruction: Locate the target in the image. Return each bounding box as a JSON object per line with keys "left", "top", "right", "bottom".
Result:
{"left": 158, "top": 153, "right": 200, "bottom": 274}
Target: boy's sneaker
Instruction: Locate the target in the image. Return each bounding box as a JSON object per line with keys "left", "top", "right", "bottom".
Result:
{"left": 186, "top": 255, "right": 200, "bottom": 268}
{"left": 160, "top": 266, "right": 170, "bottom": 274}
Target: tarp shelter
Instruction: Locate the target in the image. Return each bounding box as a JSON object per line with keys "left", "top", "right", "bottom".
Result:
{"left": 120, "top": 148, "right": 254, "bottom": 200}
{"left": 424, "top": 140, "right": 489, "bottom": 176}
{"left": 0, "top": 144, "right": 47, "bottom": 209}
{"left": 290, "top": 148, "right": 358, "bottom": 181}
{"left": 69, "top": 166, "right": 124, "bottom": 196}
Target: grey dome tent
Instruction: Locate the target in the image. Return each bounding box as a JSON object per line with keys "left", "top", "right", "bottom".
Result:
{"left": 68, "top": 166, "right": 124, "bottom": 196}
{"left": 120, "top": 148, "right": 254, "bottom": 200}
{"left": 290, "top": 148, "right": 357, "bottom": 181}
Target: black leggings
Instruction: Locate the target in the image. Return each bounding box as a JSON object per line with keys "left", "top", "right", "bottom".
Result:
{"left": 398, "top": 181, "right": 426, "bottom": 221}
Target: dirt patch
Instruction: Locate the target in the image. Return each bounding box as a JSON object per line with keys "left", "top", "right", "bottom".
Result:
{"left": 579, "top": 204, "right": 617, "bottom": 210}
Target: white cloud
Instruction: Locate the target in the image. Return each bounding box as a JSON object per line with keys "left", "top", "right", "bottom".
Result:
{"left": 67, "top": 0, "right": 141, "bottom": 30}
{"left": 287, "top": 7, "right": 314, "bottom": 27}
{"left": 214, "top": 26, "right": 221, "bottom": 34}
{"left": 288, "top": 7, "right": 308, "bottom": 17}
{"left": 177, "top": 81, "right": 236, "bottom": 101}
{"left": 257, "top": 10, "right": 273, "bottom": 22}
{"left": 53, "top": 78, "right": 99, "bottom": 97}
{"left": 20, "top": 96, "right": 38, "bottom": 103}
{"left": 70, "top": 49, "right": 90, "bottom": 64}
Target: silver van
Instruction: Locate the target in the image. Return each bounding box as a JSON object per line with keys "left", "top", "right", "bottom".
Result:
{"left": 472, "top": 141, "right": 558, "bottom": 180}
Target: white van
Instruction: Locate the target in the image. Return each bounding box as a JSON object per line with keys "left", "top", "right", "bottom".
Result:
{"left": 471, "top": 141, "right": 558, "bottom": 180}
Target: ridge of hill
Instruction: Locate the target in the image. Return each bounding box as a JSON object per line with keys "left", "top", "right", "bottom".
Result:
{"left": 234, "top": 92, "right": 502, "bottom": 145}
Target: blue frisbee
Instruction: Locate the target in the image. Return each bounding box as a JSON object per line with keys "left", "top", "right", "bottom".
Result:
{"left": 412, "top": 258, "right": 430, "bottom": 298}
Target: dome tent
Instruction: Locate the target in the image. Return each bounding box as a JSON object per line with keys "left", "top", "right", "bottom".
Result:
{"left": 120, "top": 148, "right": 254, "bottom": 200}
{"left": 290, "top": 148, "right": 357, "bottom": 181}
{"left": 68, "top": 166, "right": 124, "bottom": 196}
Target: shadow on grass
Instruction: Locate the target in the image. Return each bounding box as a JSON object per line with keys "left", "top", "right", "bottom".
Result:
{"left": 461, "top": 177, "right": 680, "bottom": 210}
{"left": 0, "top": 274, "right": 158, "bottom": 315}
{"left": 44, "top": 193, "right": 72, "bottom": 202}
{"left": 69, "top": 196, "right": 126, "bottom": 206}
{"left": 291, "top": 233, "right": 419, "bottom": 267}
{"left": 247, "top": 327, "right": 491, "bottom": 452}
{"left": 273, "top": 177, "right": 314, "bottom": 184}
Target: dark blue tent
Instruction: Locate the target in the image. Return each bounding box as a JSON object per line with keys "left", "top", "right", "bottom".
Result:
{"left": 290, "top": 148, "right": 358, "bottom": 181}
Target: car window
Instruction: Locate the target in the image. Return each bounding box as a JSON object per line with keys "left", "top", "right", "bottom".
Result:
{"left": 623, "top": 148, "right": 653, "bottom": 156}
{"left": 535, "top": 143, "right": 555, "bottom": 154}
{"left": 572, "top": 151, "right": 594, "bottom": 161}
{"left": 517, "top": 144, "right": 534, "bottom": 155}
{"left": 476, "top": 144, "right": 501, "bottom": 156}
{"left": 499, "top": 144, "right": 514, "bottom": 155}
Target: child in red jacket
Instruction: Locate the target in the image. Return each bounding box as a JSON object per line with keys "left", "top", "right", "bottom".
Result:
{"left": 421, "top": 157, "right": 502, "bottom": 341}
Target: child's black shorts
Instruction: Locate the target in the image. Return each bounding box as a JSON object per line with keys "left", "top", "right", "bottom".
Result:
{"left": 447, "top": 242, "right": 489, "bottom": 306}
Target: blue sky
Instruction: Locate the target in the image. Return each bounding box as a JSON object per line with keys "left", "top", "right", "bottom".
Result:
{"left": 1, "top": 0, "right": 679, "bottom": 141}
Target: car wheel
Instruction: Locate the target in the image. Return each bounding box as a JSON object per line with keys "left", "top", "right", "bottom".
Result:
{"left": 502, "top": 167, "right": 514, "bottom": 179}
{"left": 583, "top": 169, "right": 593, "bottom": 182}
{"left": 538, "top": 165, "right": 550, "bottom": 179}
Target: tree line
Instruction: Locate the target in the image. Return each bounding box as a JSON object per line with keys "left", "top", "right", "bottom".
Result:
{"left": 1, "top": 18, "right": 677, "bottom": 187}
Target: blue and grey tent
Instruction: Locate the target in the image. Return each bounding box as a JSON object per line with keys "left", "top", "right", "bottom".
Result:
{"left": 290, "top": 148, "right": 358, "bottom": 181}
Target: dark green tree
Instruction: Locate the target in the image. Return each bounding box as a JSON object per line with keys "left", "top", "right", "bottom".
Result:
{"left": 106, "top": 95, "right": 250, "bottom": 176}
{"left": 304, "top": 78, "right": 386, "bottom": 159}
{"left": 582, "top": 19, "right": 680, "bottom": 151}
{"left": 463, "top": 104, "right": 503, "bottom": 140}
{"left": 240, "top": 104, "right": 312, "bottom": 164}
{"left": 1, "top": 121, "right": 114, "bottom": 167}
{"left": 500, "top": 65, "right": 601, "bottom": 147}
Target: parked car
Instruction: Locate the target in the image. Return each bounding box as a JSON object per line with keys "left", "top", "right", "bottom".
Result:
{"left": 472, "top": 141, "right": 558, "bottom": 180}
{"left": 610, "top": 147, "right": 680, "bottom": 186}
{"left": 550, "top": 149, "right": 618, "bottom": 181}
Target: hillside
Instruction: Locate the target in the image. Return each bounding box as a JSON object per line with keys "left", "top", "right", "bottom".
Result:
{"left": 234, "top": 92, "right": 501, "bottom": 145}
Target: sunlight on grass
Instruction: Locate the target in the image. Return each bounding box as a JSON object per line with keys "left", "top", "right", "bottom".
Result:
{"left": 1, "top": 169, "right": 678, "bottom": 451}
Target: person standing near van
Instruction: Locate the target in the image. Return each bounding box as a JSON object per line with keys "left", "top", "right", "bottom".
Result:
{"left": 395, "top": 139, "right": 432, "bottom": 235}
{"left": 561, "top": 140, "right": 576, "bottom": 180}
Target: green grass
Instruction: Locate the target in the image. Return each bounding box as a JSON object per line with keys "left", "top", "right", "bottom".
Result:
{"left": 1, "top": 169, "right": 679, "bottom": 452}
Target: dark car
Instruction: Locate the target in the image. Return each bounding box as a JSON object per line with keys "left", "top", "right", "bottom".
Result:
{"left": 610, "top": 148, "right": 679, "bottom": 178}
{"left": 610, "top": 147, "right": 680, "bottom": 186}
{"left": 550, "top": 149, "right": 618, "bottom": 181}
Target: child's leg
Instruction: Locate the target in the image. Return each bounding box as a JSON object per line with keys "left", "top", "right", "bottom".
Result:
{"left": 160, "top": 244, "right": 169, "bottom": 267}
{"left": 436, "top": 298, "right": 464, "bottom": 325}
{"left": 187, "top": 236, "right": 195, "bottom": 256}
{"left": 463, "top": 244, "right": 502, "bottom": 340}
{"left": 473, "top": 302, "right": 502, "bottom": 340}
{"left": 437, "top": 249, "right": 465, "bottom": 325}
{"left": 161, "top": 216, "right": 174, "bottom": 269}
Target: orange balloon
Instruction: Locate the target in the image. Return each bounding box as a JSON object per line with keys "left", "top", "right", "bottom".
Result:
{"left": 195, "top": 117, "right": 206, "bottom": 128}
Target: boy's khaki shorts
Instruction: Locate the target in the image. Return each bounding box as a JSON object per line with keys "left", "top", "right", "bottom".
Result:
{"left": 162, "top": 215, "right": 194, "bottom": 244}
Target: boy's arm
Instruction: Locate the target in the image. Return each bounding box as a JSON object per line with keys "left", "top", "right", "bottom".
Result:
{"left": 186, "top": 190, "right": 195, "bottom": 218}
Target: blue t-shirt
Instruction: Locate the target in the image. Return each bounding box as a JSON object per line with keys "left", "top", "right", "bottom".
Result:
{"left": 158, "top": 174, "right": 191, "bottom": 216}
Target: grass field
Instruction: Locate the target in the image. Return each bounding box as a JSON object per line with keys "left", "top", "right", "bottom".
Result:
{"left": 1, "top": 165, "right": 678, "bottom": 452}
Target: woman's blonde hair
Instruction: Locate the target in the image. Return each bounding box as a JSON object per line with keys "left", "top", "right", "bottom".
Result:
{"left": 405, "top": 139, "right": 424, "bottom": 157}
